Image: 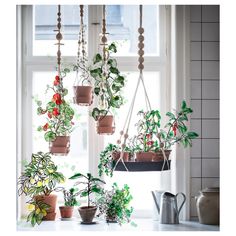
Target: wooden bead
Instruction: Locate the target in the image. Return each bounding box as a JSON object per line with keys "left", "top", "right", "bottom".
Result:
{"left": 121, "top": 144, "right": 126, "bottom": 149}
{"left": 117, "top": 140, "right": 121, "bottom": 144}
{"left": 120, "top": 131, "right": 124, "bottom": 135}
{"left": 138, "top": 50, "right": 144, "bottom": 56}
{"left": 101, "top": 35, "right": 107, "bottom": 43}
{"left": 138, "top": 42, "right": 144, "bottom": 49}
{"left": 160, "top": 143, "right": 164, "bottom": 148}
{"left": 56, "top": 32, "right": 62, "bottom": 40}
{"left": 124, "top": 133, "right": 129, "bottom": 139}
{"left": 138, "top": 57, "right": 144, "bottom": 63}
{"left": 138, "top": 35, "right": 144, "bottom": 42}
{"left": 138, "top": 64, "right": 144, "bottom": 70}
{"left": 138, "top": 27, "right": 144, "bottom": 34}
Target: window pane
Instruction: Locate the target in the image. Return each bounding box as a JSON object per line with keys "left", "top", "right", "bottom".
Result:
{"left": 33, "top": 5, "right": 88, "bottom": 56}
{"left": 32, "top": 71, "right": 89, "bottom": 181}
{"left": 104, "top": 71, "right": 161, "bottom": 216}
{"left": 106, "top": 5, "right": 160, "bottom": 56}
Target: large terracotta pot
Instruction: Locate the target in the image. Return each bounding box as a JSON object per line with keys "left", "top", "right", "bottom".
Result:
{"left": 97, "top": 115, "right": 115, "bottom": 135}
{"left": 112, "top": 151, "right": 130, "bottom": 162}
{"left": 195, "top": 187, "right": 219, "bottom": 225}
{"left": 78, "top": 206, "right": 97, "bottom": 223}
{"left": 135, "top": 152, "right": 155, "bottom": 162}
{"left": 59, "top": 206, "right": 74, "bottom": 218}
{"left": 34, "top": 194, "right": 57, "bottom": 221}
{"left": 73, "top": 86, "right": 93, "bottom": 106}
{"left": 50, "top": 136, "right": 70, "bottom": 155}
{"left": 152, "top": 150, "right": 172, "bottom": 161}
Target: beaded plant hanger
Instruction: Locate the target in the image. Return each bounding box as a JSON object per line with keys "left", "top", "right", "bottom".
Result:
{"left": 73, "top": 5, "right": 93, "bottom": 106}
{"left": 113, "top": 5, "right": 169, "bottom": 171}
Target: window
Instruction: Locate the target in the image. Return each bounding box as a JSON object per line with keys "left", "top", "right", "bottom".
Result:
{"left": 18, "top": 5, "right": 170, "bottom": 219}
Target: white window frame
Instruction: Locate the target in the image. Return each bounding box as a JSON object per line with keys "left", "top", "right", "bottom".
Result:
{"left": 17, "top": 5, "right": 172, "bottom": 219}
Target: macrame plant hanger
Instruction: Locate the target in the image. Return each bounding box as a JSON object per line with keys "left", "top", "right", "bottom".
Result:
{"left": 73, "top": 5, "right": 93, "bottom": 106}
{"left": 113, "top": 5, "right": 169, "bottom": 172}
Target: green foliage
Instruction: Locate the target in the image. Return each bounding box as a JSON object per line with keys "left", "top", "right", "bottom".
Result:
{"left": 97, "top": 183, "right": 134, "bottom": 225}
{"left": 62, "top": 188, "right": 80, "bottom": 207}
{"left": 35, "top": 69, "right": 76, "bottom": 142}
{"left": 69, "top": 172, "right": 105, "bottom": 208}
{"left": 18, "top": 152, "right": 65, "bottom": 197}
{"left": 89, "top": 42, "right": 126, "bottom": 121}
{"left": 132, "top": 100, "right": 199, "bottom": 152}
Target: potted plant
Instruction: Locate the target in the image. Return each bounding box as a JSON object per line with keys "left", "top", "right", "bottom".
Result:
{"left": 134, "top": 101, "right": 199, "bottom": 162}
{"left": 69, "top": 172, "right": 105, "bottom": 224}
{"left": 36, "top": 68, "right": 75, "bottom": 155}
{"left": 90, "top": 43, "right": 126, "bottom": 135}
{"left": 59, "top": 187, "right": 80, "bottom": 219}
{"left": 97, "top": 182, "right": 134, "bottom": 225}
{"left": 17, "top": 152, "right": 65, "bottom": 226}
{"left": 98, "top": 143, "right": 133, "bottom": 178}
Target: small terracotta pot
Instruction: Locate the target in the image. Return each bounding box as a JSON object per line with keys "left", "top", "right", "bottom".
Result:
{"left": 112, "top": 151, "right": 130, "bottom": 162}
{"left": 135, "top": 152, "right": 155, "bottom": 162}
{"left": 152, "top": 150, "right": 172, "bottom": 161}
{"left": 78, "top": 206, "right": 97, "bottom": 223}
{"left": 97, "top": 115, "right": 115, "bottom": 135}
{"left": 59, "top": 206, "right": 74, "bottom": 218}
{"left": 34, "top": 194, "right": 57, "bottom": 221}
{"left": 73, "top": 86, "right": 93, "bottom": 106}
{"left": 50, "top": 136, "right": 70, "bottom": 155}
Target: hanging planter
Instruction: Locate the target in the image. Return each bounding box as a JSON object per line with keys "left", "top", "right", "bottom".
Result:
{"left": 73, "top": 5, "right": 93, "bottom": 107}
{"left": 35, "top": 6, "right": 75, "bottom": 156}
{"left": 90, "top": 6, "right": 126, "bottom": 135}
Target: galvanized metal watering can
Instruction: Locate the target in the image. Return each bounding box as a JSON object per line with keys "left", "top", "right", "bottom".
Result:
{"left": 152, "top": 191, "right": 186, "bottom": 224}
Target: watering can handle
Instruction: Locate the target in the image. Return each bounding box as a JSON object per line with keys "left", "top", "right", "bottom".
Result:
{"left": 176, "top": 192, "right": 186, "bottom": 215}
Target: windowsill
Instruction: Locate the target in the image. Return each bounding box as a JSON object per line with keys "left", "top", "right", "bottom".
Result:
{"left": 17, "top": 218, "right": 219, "bottom": 231}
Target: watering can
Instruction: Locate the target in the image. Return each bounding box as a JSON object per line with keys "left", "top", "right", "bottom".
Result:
{"left": 151, "top": 191, "right": 186, "bottom": 224}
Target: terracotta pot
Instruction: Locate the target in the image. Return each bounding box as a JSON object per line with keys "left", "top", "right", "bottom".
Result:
{"left": 195, "top": 187, "right": 219, "bottom": 225}
{"left": 73, "top": 86, "right": 93, "bottom": 106}
{"left": 97, "top": 115, "right": 115, "bottom": 135}
{"left": 59, "top": 206, "right": 74, "bottom": 218}
{"left": 135, "top": 152, "right": 155, "bottom": 162}
{"left": 112, "top": 151, "right": 130, "bottom": 162}
{"left": 152, "top": 150, "right": 172, "bottom": 161}
{"left": 50, "top": 136, "right": 70, "bottom": 155}
{"left": 78, "top": 206, "right": 97, "bottom": 223}
{"left": 34, "top": 194, "right": 57, "bottom": 221}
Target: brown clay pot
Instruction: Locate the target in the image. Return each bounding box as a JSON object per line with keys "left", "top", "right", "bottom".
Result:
{"left": 50, "top": 136, "right": 70, "bottom": 155}
{"left": 112, "top": 151, "right": 130, "bottom": 162}
{"left": 152, "top": 150, "right": 172, "bottom": 161}
{"left": 73, "top": 86, "right": 93, "bottom": 106}
{"left": 97, "top": 115, "right": 115, "bottom": 135}
{"left": 78, "top": 206, "right": 97, "bottom": 223}
{"left": 34, "top": 194, "right": 57, "bottom": 221}
{"left": 59, "top": 206, "right": 74, "bottom": 218}
{"left": 195, "top": 187, "right": 219, "bottom": 225}
{"left": 135, "top": 152, "right": 155, "bottom": 162}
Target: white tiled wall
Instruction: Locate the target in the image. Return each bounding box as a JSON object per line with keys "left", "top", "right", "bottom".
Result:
{"left": 189, "top": 5, "right": 220, "bottom": 219}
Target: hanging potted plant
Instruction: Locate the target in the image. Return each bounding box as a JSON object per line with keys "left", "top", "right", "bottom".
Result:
{"left": 133, "top": 101, "right": 199, "bottom": 162}
{"left": 73, "top": 5, "right": 93, "bottom": 106}
{"left": 59, "top": 187, "right": 80, "bottom": 219}
{"left": 97, "top": 183, "right": 134, "bottom": 225}
{"left": 17, "top": 152, "right": 65, "bottom": 226}
{"left": 90, "top": 43, "right": 125, "bottom": 135}
{"left": 98, "top": 143, "right": 133, "bottom": 178}
{"left": 36, "top": 68, "right": 75, "bottom": 155}
{"left": 69, "top": 172, "right": 105, "bottom": 224}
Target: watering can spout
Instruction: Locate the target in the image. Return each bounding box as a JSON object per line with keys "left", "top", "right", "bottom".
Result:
{"left": 151, "top": 191, "right": 161, "bottom": 214}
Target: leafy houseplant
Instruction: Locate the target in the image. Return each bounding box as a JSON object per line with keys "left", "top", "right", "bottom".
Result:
{"left": 134, "top": 100, "right": 199, "bottom": 162}
{"left": 69, "top": 172, "right": 105, "bottom": 223}
{"left": 36, "top": 68, "right": 75, "bottom": 155}
{"left": 98, "top": 143, "right": 132, "bottom": 178}
{"left": 18, "top": 152, "right": 65, "bottom": 226}
{"left": 97, "top": 183, "right": 134, "bottom": 225}
{"left": 90, "top": 43, "right": 126, "bottom": 134}
{"left": 59, "top": 188, "right": 80, "bottom": 219}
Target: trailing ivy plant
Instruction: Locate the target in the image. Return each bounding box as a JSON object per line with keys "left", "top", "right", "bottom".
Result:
{"left": 97, "top": 182, "right": 135, "bottom": 226}
{"left": 18, "top": 152, "right": 65, "bottom": 226}
{"left": 69, "top": 172, "right": 105, "bottom": 208}
{"left": 89, "top": 43, "right": 125, "bottom": 121}
{"left": 35, "top": 67, "right": 75, "bottom": 142}
{"left": 132, "top": 100, "right": 199, "bottom": 152}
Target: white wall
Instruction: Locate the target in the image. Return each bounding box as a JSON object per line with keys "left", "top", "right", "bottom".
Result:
{"left": 189, "top": 5, "right": 220, "bottom": 219}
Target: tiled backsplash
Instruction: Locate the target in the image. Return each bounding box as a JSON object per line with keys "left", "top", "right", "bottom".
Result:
{"left": 190, "top": 5, "right": 220, "bottom": 219}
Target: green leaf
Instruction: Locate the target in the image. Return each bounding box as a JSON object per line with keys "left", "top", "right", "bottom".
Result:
{"left": 94, "top": 87, "right": 100, "bottom": 95}
{"left": 81, "top": 191, "right": 88, "bottom": 197}
{"left": 187, "top": 131, "right": 199, "bottom": 139}
{"left": 94, "top": 53, "right": 102, "bottom": 64}
{"left": 44, "top": 131, "right": 56, "bottom": 142}
{"left": 181, "top": 100, "right": 187, "bottom": 110}
{"left": 166, "top": 112, "right": 175, "bottom": 120}
{"left": 110, "top": 67, "right": 119, "bottom": 74}
{"left": 108, "top": 43, "right": 117, "bottom": 53}
{"left": 91, "top": 178, "right": 106, "bottom": 184}
{"left": 91, "top": 186, "right": 102, "bottom": 194}
{"left": 69, "top": 172, "right": 86, "bottom": 179}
